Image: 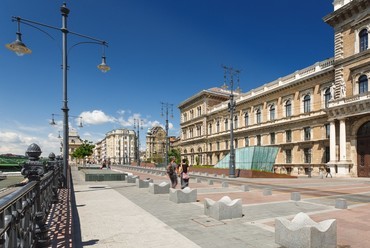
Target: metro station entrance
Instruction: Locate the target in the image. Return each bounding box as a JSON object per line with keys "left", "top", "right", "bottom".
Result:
{"left": 357, "top": 121, "right": 370, "bottom": 177}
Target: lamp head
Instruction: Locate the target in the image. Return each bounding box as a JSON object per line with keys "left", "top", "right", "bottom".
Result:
{"left": 6, "top": 32, "right": 32, "bottom": 56}
{"left": 97, "top": 56, "right": 110, "bottom": 73}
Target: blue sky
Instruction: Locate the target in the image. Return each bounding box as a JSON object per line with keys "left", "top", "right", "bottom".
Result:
{"left": 1, "top": 0, "right": 334, "bottom": 156}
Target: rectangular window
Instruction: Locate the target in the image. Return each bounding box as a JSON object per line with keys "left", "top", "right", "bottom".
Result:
{"left": 217, "top": 142, "right": 220, "bottom": 151}
{"left": 304, "top": 148, "right": 311, "bottom": 163}
{"left": 257, "top": 135, "right": 261, "bottom": 146}
{"left": 270, "top": 132, "right": 275, "bottom": 144}
{"left": 325, "top": 146, "right": 330, "bottom": 163}
{"left": 209, "top": 143, "right": 212, "bottom": 152}
{"left": 286, "top": 130, "right": 292, "bottom": 143}
{"left": 304, "top": 127, "right": 311, "bottom": 141}
{"left": 225, "top": 140, "right": 229, "bottom": 150}
{"left": 234, "top": 139, "right": 238, "bottom": 148}
{"left": 245, "top": 136, "right": 249, "bottom": 147}
{"left": 285, "top": 149, "right": 292, "bottom": 163}
{"left": 197, "top": 126, "right": 201, "bottom": 136}
{"left": 325, "top": 124, "right": 330, "bottom": 138}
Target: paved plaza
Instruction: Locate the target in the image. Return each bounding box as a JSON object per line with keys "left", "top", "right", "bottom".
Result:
{"left": 48, "top": 166, "right": 370, "bottom": 247}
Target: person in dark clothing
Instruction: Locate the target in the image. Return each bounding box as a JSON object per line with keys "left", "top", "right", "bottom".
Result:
{"left": 326, "top": 166, "right": 332, "bottom": 178}
{"left": 180, "top": 159, "right": 190, "bottom": 189}
{"left": 167, "top": 156, "right": 178, "bottom": 188}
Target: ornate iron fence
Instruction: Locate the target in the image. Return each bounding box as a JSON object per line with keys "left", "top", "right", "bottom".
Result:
{"left": 0, "top": 144, "right": 61, "bottom": 248}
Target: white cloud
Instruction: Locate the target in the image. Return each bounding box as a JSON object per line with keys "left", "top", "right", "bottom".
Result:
{"left": 0, "top": 131, "right": 22, "bottom": 143}
{"left": 0, "top": 131, "right": 59, "bottom": 156}
{"left": 80, "top": 110, "right": 116, "bottom": 125}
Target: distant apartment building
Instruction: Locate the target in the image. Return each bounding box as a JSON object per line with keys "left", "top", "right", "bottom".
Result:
{"left": 93, "top": 128, "right": 136, "bottom": 165}
{"left": 178, "top": 0, "right": 370, "bottom": 177}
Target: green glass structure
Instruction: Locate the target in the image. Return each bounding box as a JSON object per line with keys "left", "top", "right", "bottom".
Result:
{"left": 214, "top": 146, "right": 279, "bottom": 172}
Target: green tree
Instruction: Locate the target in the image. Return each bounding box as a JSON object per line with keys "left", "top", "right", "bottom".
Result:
{"left": 168, "top": 148, "right": 181, "bottom": 164}
{"left": 71, "top": 140, "right": 95, "bottom": 165}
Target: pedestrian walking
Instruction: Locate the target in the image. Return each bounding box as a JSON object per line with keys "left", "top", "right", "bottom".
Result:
{"left": 180, "top": 159, "right": 190, "bottom": 189}
{"left": 167, "top": 156, "right": 178, "bottom": 188}
{"left": 326, "top": 165, "right": 332, "bottom": 178}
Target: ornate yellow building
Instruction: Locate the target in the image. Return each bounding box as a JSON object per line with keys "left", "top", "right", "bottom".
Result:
{"left": 178, "top": 0, "right": 369, "bottom": 177}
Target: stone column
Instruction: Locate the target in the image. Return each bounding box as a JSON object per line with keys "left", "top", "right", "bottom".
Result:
{"left": 329, "top": 121, "right": 336, "bottom": 163}
{"left": 339, "top": 119, "right": 347, "bottom": 161}
{"left": 337, "top": 118, "right": 349, "bottom": 176}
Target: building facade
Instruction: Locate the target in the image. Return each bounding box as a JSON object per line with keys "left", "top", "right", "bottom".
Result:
{"left": 178, "top": 0, "right": 370, "bottom": 177}
{"left": 93, "top": 128, "right": 136, "bottom": 165}
{"left": 68, "top": 129, "right": 84, "bottom": 165}
{"left": 145, "top": 126, "right": 167, "bottom": 163}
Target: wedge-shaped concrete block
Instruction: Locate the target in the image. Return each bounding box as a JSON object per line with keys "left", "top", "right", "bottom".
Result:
{"left": 149, "top": 182, "right": 170, "bottom": 194}
{"left": 335, "top": 198, "right": 347, "bottom": 209}
{"left": 204, "top": 196, "right": 243, "bottom": 221}
{"left": 136, "top": 178, "right": 153, "bottom": 188}
{"left": 263, "top": 188, "right": 272, "bottom": 195}
{"left": 127, "top": 175, "right": 139, "bottom": 183}
{"left": 275, "top": 212, "right": 337, "bottom": 248}
{"left": 291, "top": 192, "right": 301, "bottom": 201}
{"left": 240, "top": 185, "right": 249, "bottom": 191}
{"left": 169, "top": 187, "right": 197, "bottom": 203}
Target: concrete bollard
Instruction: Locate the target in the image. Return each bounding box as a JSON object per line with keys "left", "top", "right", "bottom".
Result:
{"left": 291, "top": 192, "right": 301, "bottom": 201}
{"left": 275, "top": 212, "right": 337, "bottom": 248}
{"left": 204, "top": 196, "right": 243, "bottom": 220}
{"left": 263, "top": 188, "right": 272, "bottom": 196}
{"left": 240, "top": 185, "right": 249, "bottom": 192}
{"left": 148, "top": 182, "right": 170, "bottom": 194}
{"left": 335, "top": 198, "right": 348, "bottom": 209}
{"left": 169, "top": 187, "right": 197, "bottom": 203}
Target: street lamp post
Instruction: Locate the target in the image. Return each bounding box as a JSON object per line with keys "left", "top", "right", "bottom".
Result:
{"left": 6, "top": 3, "right": 110, "bottom": 185}
{"left": 222, "top": 65, "right": 241, "bottom": 178}
{"left": 134, "top": 119, "right": 143, "bottom": 166}
{"left": 50, "top": 113, "right": 83, "bottom": 128}
{"left": 161, "top": 102, "right": 173, "bottom": 166}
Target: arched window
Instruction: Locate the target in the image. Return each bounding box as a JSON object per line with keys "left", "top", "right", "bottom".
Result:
{"left": 324, "top": 88, "right": 331, "bottom": 108}
{"left": 269, "top": 104, "right": 275, "bottom": 121}
{"left": 303, "top": 95, "right": 311, "bottom": 113}
{"left": 359, "top": 75, "right": 368, "bottom": 94}
{"left": 285, "top": 100, "right": 292, "bottom": 117}
{"left": 208, "top": 123, "right": 212, "bottom": 135}
{"left": 216, "top": 121, "right": 220, "bottom": 132}
{"left": 360, "top": 29, "right": 368, "bottom": 52}
{"left": 225, "top": 118, "right": 229, "bottom": 131}
{"left": 244, "top": 113, "right": 249, "bottom": 126}
{"left": 198, "top": 147, "right": 202, "bottom": 164}
{"left": 234, "top": 116, "right": 238, "bottom": 129}
{"left": 190, "top": 148, "right": 194, "bottom": 165}
{"left": 256, "top": 109, "right": 261, "bottom": 124}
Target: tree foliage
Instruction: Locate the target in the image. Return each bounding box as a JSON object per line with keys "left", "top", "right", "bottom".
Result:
{"left": 168, "top": 148, "right": 181, "bottom": 164}
{"left": 71, "top": 140, "right": 95, "bottom": 161}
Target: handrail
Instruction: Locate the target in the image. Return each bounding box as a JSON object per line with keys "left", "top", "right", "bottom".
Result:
{"left": 0, "top": 165, "right": 61, "bottom": 247}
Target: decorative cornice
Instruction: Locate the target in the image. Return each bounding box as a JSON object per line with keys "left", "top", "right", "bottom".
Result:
{"left": 323, "top": 0, "right": 369, "bottom": 27}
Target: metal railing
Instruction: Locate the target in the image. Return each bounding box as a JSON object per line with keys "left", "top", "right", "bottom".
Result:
{"left": 0, "top": 144, "right": 61, "bottom": 248}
